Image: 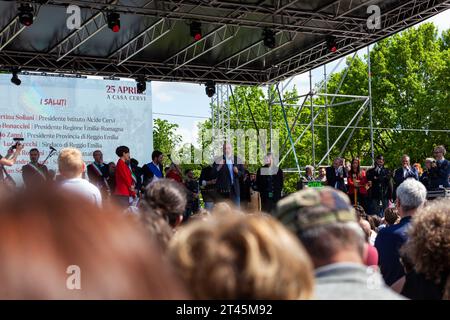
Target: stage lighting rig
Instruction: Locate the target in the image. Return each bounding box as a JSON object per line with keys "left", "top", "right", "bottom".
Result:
{"left": 190, "top": 21, "right": 202, "bottom": 41}
{"left": 326, "top": 36, "right": 338, "bottom": 53}
{"left": 136, "top": 77, "right": 146, "bottom": 94}
{"left": 18, "top": 4, "right": 34, "bottom": 27}
{"left": 205, "top": 80, "right": 216, "bottom": 98}
{"left": 11, "top": 68, "right": 21, "bottom": 86}
{"left": 107, "top": 12, "right": 121, "bottom": 33}
{"left": 263, "top": 28, "right": 276, "bottom": 49}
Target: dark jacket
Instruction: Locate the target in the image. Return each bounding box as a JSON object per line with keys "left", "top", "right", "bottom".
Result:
{"left": 393, "top": 167, "right": 419, "bottom": 199}
{"left": 401, "top": 270, "right": 448, "bottom": 300}
{"left": 326, "top": 166, "right": 347, "bottom": 192}
{"left": 429, "top": 159, "right": 450, "bottom": 188}
{"left": 212, "top": 155, "right": 244, "bottom": 196}
{"left": 256, "top": 165, "right": 283, "bottom": 202}
{"left": 199, "top": 165, "right": 218, "bottom": 202}
{"left": 366, "top": 166, "right": 393, "bottom": 200}
{"left": 239, "top": 169, "right": 252, "bottom": 202}
{"left": 419, "top": 170, "right": 432, "bottom": 190}
{"left": 22, "top": 163, "right": 49, "bottom": 188}
{"left": 375, "top": 216, "right": 412, "bottom": 286}
{"left": 87, "top": 162, "right": 109, "bottom": 191}
{"left": 185, "top": 178, "right": 200, "bottom": 212}
{"left": 142, "top": 162, "right": 163, "bottom": 188}
{"left": 130, "top": 164, "right": 143, "bottom": 193}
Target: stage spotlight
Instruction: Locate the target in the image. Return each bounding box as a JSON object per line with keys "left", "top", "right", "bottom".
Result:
{"left": 190, "top": 21, "right": 202, "bottom": 41}
{"left": 18, "top": 4, "right": 34, "bottom": 27}
{"left": 326, "top": 36, "right": 338, "bottom": 53}
{"left": 136, "top": 77, "right": 146, "bottom": 94}
{"left": 11, "top": 68, "right": 21, "bottom": 86}
{"left": 263, "top": 28, "right": 276, "bottom": 49}
{"left": 107, "top": 12, "right": 120, "bottom": 33}
{"left": 205, "top": 80, "right": 216, "bottom": 98}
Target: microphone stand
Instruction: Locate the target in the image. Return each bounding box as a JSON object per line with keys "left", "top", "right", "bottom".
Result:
{"left": 41, "top": 149, "right": 57, "bottom": 166}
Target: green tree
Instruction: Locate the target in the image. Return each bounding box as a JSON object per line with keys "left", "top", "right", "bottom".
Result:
{"left": 153, "top": 118, "right": 182, "bottom": 164}
{"left": 195, "top": 23, "right": 450, "bottom": 193}
{"left": 318, "top": 23, "right": 450, "bottom": 168}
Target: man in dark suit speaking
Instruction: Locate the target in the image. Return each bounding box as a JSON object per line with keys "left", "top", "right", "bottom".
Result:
{"left": 393, "top": 154, "right": 419, "bottom": 200}
{"left": 213, "top": 142, "right": 244, "bottom": 207}
{"left": 326, "top": 157, "right": 347, "bottom": 192}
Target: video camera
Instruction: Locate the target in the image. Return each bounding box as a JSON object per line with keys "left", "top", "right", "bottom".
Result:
{"left": 11, "top": 137, "right": 24, "bottom": 150}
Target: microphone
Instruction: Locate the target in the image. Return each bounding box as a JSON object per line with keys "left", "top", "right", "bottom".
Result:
{"left": 50, "top": 146, "right": 57, "bottom": 152}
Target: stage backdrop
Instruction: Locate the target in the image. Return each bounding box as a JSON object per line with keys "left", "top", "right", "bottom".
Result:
{"left": 0, "top": 74, "right": 153, "bottom": 184}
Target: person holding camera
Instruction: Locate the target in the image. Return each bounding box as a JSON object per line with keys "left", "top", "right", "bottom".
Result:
{"left": 0, "top": 141, "right": 24, "bottom": 187}
{"left": 419, "top": 158, "right": 435, "bottom": 190}
{"left": 429, "top": 145, "right": 449, "bottom": 189}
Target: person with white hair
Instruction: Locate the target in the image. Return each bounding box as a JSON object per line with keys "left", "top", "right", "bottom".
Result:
{"left": 375, "top": 179, "right": 427, "bottom": 286}
{"left": 393, "top": 154, "right": 419, "bottom": 201}
{"left": 326, "top": 157, "right": 347, "bottom": 192}
{"left": 304, "top": 165, "right": 315, "bottom": 182}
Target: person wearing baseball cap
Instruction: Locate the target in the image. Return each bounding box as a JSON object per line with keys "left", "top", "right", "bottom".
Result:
{"left": 275, "top": 187, "right": 404, "bottom": 300}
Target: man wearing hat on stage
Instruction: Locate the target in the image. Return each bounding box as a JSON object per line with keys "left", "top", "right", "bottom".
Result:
{"left": 22, "top": 148, "right": 49, "bottom": 189}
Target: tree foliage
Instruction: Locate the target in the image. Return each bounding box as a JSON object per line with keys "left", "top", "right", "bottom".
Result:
{"left": 319, "top": 23, "right": 450, "bottom": 167}
{"left": 153, "top": 118, "right": 181, "bottom": 165}
{"left": 167, "top": 23, "right": 449, "bottom": 193}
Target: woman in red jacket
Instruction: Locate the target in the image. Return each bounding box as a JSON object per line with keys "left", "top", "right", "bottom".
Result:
{"left": 347, "top": 158, "right": 369, "bottom": 212}
{"left": 114, "top": 146, "right": 136, "bottom": 208}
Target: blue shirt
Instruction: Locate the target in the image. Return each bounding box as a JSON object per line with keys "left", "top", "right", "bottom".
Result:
{"left": 226, "top": 157, "right": 234, "bottom": 185}
{"left": 375, "top": 216, "right": 412, "bottom": 286}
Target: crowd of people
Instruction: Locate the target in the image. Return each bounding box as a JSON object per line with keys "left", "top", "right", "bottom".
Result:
{"left": 310, "top": 146, "right": 449, "bottom": 217}
{"left": 0, "top": 141, "right": 448, "bottom": 300}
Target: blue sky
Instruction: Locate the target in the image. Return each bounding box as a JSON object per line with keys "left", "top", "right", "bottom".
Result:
{"left": 151, "top": 10, "right": 450, "bottom": 145}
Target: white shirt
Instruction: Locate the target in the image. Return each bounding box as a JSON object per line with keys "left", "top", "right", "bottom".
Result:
{"left": 60, "top": 178, "right": 102, "bottom": 207}
{"left": 403, "top": 167, "right": 412, "bottom": 178}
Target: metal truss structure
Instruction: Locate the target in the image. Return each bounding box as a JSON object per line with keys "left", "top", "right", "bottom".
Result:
{"left": 274, "top": 47, "right": 375, "bottom": 177}
{"left": 211, "top": 84, "right": 231, "bottom": 140}
{"left": 0, "top": 1, "right": 47, "bottom": 50}
{"left": 276, "top": 92, "right": 370, "bottom": 167}
{"left": 0, "top": 0, "right": 448, "bottom": 84}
